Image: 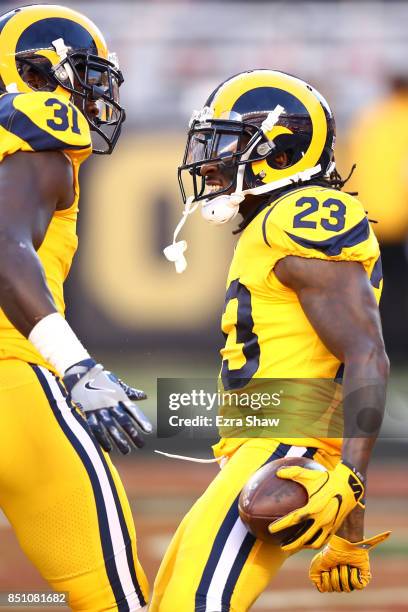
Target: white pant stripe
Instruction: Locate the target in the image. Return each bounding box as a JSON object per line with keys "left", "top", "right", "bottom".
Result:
{"left": 40, "top": 367, "right": 142, "bottom": 610}
{"left": 205, "top": 444, "right": 309, "bottom": 611}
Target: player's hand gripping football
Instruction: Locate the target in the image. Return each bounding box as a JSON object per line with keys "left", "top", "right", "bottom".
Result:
{"left": 268, "top": 462, "right": 365, "bottom": 552}
{"left": 309, "top": 531, "right": 391, "bottom": 592}
{"left": 63, "top": 359, "right": 153, "bottom": 454}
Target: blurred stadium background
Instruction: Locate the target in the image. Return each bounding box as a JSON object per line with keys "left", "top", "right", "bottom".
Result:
{"left": 0, "top": 0, "right": 407, "bottom": 610}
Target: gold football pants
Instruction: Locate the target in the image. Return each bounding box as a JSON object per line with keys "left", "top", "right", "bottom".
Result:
{"left": 0, "top": 360, "right": 148, "bottom": 611}
{"left": 150, "top": 438, "right": 339, "bottom": 612}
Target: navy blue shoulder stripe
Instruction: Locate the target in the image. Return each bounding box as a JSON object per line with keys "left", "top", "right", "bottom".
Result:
{"left": 0, "top": 93, "right": 89, "bottom": 152}
{"left": 284, "top": 216, "right": 370, "bottom": 257}
{"left": 370, "top": 255, "right": 383, "bottom": 289}
{"left": 0, "top": 93, "right": 19, "bottom": 130}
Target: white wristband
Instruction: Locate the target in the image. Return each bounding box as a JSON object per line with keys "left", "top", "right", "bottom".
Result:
{"left": 28, "top": 312, "right": 90, "bottom": 375}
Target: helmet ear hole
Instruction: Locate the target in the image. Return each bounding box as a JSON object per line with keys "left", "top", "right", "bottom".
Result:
{"left": 16, "top": 55, "right": 56, "bottom": 92}
{"left": 267, "top": 149, "right": 294, "bottom": 169}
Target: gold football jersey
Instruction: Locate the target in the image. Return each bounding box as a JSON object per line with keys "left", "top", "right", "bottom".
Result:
{"left": 216, "top": 184, "right": 382, "bottom": 455}
{"left": 0, "top": 92, "right": 92, "bottom": 370}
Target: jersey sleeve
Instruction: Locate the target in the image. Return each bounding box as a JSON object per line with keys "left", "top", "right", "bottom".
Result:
{"left": 264, "top": 187, "right": 380, "bottom": 265}
{"left": 0, "top": 92, "right": 92, "bottom": 160}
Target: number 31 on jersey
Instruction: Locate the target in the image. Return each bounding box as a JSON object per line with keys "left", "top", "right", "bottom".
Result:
{"left": 45, "top": 98, "right": 81, "bottom": 135}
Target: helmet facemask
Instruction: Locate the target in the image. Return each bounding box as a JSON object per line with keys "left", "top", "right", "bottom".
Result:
{"left": 178, "top": 115, "right": 274, "bottom": 206}
{"left": 51, "top": 46, "right": 125, "bottom": 154}
{"left": 15, "top": 47, "right": 125, "bottom": 154}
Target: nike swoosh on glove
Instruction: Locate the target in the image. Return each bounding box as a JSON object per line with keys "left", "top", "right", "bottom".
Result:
{"left": 268, "top": 462, "right": 365, "bottom": 552}
{"left": 309, "top": 531, "right": 391, "bottom": 592}
{"left": 63, "top": 358, "right": 152, "bottom": 454}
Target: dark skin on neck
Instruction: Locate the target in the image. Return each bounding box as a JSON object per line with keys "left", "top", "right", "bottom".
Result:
{"left": 200, "top": 153, "right": 389, "bottom": 542}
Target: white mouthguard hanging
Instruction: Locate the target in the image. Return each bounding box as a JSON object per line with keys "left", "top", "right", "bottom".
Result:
{"left": 163, "top": 196, "right": 199, "bottom": 273}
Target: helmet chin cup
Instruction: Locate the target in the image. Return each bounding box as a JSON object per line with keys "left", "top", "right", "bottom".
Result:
{"left": 201, "top": 193, "right": 244, "bottom": 225}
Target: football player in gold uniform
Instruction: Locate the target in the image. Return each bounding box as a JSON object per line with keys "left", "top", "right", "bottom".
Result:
{"left": 0, "top": 5, "right": 150, "bottom": 611}
{"left": 155, "top": 70, "right": 390, "bottom": 610}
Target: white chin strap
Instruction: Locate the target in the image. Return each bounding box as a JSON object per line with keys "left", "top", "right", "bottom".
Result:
{"left": 164, "top": 103, "right": 327, "bottom": 273}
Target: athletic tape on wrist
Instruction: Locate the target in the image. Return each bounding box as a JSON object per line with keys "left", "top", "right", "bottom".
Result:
{"left": 28, "top": 312, "right": 90, "bottom": 375}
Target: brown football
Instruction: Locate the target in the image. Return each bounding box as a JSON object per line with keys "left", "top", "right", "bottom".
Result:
{"left": 238, "top": 456, "right": 326, "bottom": 544}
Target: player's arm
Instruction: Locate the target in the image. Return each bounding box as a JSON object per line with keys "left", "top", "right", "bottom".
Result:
{"left": 268, "top": 257, "right": 389, "bottom": 550}
{"left": 276, "top": 257, "right": 389, "bottom": 486}
{"left": 0, "top": 150, "right": 152, "bottom": 453}
{"left": 0, "top": 151, "right": 71, "bottom": 335}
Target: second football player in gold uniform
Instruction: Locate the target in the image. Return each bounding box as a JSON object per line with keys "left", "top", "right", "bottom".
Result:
{"left": 0, "top": 5, "right": 150, "bottom": 610}
{"left": 155, "top": 70, "right": 391, "bottom": 610}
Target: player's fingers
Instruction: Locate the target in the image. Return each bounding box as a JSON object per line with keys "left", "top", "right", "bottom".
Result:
{"left": 275, "top": 466, "right": 304, "bottom": 479}
{"left": 99, "top": 408, "right": 131, "bottom": 455}
{"left": 113, "top": 404, "right": 145, "bottom": 448}
{"left": 280, "top": 521, "right": 317, "bottom": 552}
{"left": 354, "top": 568, "right": 371, "bottom": 590}
{"left": 321, "top": 571, "right": 333, "bottom": 592}
{"left": 277, "top": 504, "right": 337, "bottom": 551}
{"left": 117, "top": 378, "right": 147, "bottom": 401}
{"left": 269, "top": 509, "right": 303, "bottom": 534}
{"left": 271, "top": 495, "right": 334, "bottom": 544}
{"left": 304, "top": 527, "right": 332, "bottom": 550}
{"left": 339, "top": 565, "right": 353, "bottom": 592}
{"left": 109, "top": 426, "right": 132, "bottom": 454}
{"left": 302, "top": 496, "right": 343, "bottom": 537}
{"left": 349, "top": 567, "right": 362, "bottom": 589}
{"left": 309, "top": 562, "right": 325, "bottom": 593}
{"left": 86, "top": 412, "right": 112, "bottom": 452}
{"left": 126, "top": 386, "right": 147, "bottom": 401}
{"left": 276, "top": 466, "right": 315, "bottom": 482}
{"left": 124, "top": 401, "right": 153, "bottom": 434}
{"left": 330, "top": 566, "right": 342, "bottom": 592}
